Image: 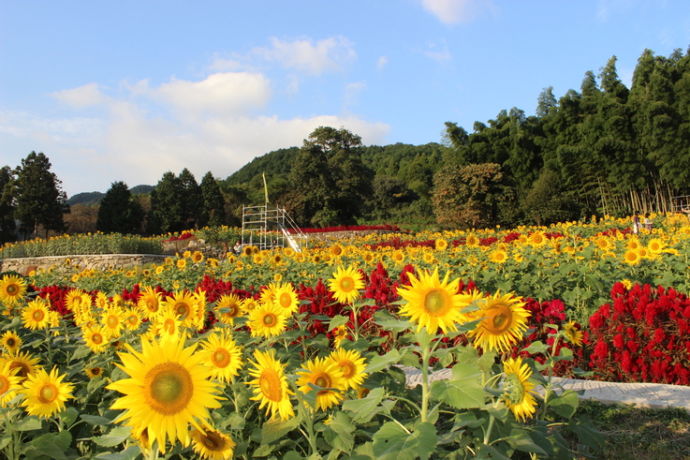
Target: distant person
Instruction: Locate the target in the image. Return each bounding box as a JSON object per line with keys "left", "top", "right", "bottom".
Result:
{"left": 644, "top": 213, "right": 653, "bottom": 231}
{"left": 632, "top": 214, "right": 640, "bottom": 234}
{"left": 233, "top": 240, "right": 242, "bottom": 254}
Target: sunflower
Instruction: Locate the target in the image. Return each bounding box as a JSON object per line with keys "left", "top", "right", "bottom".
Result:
{"left": 647, "top": 238, "right": 665, "bottom": 254}
{"left": 274, "top": 283, "right": 299, "bottom": 315}
{"left": 215, "top": 294, "right": 243, "bottom": 325}
{"left": 191, "top": 251, "right": 204, "bottom": 264}
{"left": 0, "top": 361, "right": 21, "bottom": 407}
{"left": 22, "top": 299, "right": 51, "bottom": 330}
{"left": 626, "top": 238, "right": 642, "bottom": 250}
{"left": 200, "top": 332, "right": 243, "bottom": 383}
{"left": 163, "top": 291, "right": 198, "bottom": 327}
{"left": 247, "top": 349, "right": 293, "bottom": 420}
{"left": 123, "top": 309, "right": 142, "bottom": 331}
{"left": 5, "top": 350, "right": 41, "bottom": 381}
{"left": 390, "top": 250, "right": 405, "bottom": 265}
{"left": 563, "top": 321, "right": 584, "bottom": 347}
{"left": 296, "top": 357, "right": 346, "bottom": 411}
{"left": 101, "top": 306, "right": 125, "bottom": 339}
{"left": 1, "top": 330, "right": 22, "bottom": 354}
{"left": 107, "top": 335, "right": 222, "bottom": 453}
{"left": 85, "top": 366, "right": 104, "bottom": 379}
{"left": 21, "top": 367, "right": 74, "bottom": 418}
{"left": 176, "top": 258, "right": 187, "bottom": 270}
{"left": 155, "top": 309, "right": 183, "bottom": 342}
{"left": 190, "top": 427, "right": 236, "bottom": 460}
{"left": 397, "top": 268, "right": 472, "bottom": 334}
{"left": 83, "top": 326, "right": 109, "bottom": 353}
{"left": 0, "top": 274, "right": 27, "bottom": 306}
{"left": 328, "top": 266, "right": 364, "bottom": 305}
{"left": 488, "top": 249, "right": 508, "bottom": 264}
{"left": 65, "top": 289, "right": 89, "bottom": 312}
{"left": 623, "top": 249, "right": 641, "bottom": 265}
{"left": 502, "top": 357, "right": 538, "bottom": 422}
{"left": 327, "top": 348, "right": 367, "bottom": 390}
{"left": 332, "top": 325, "right": 349, "bottom": 348}
{"left": 248, "top": 302, "right": 287, "bottom": 338}
{"left": 138, "top": 286, "right": 162, "bottom": 317}
{"left": 259, "top": 282, "right": 280, "bottom": 305}
{"left": 527, "top": 231, "right": 547, "bottom": 247}
{"left": 465, "top": 234, "right": 480, "bottom": 247}
{"left": 469, "top": 292, "right": 530, "bottom": 353}
{"left": 435, "top": 238, "right": 449, "bottom": 251}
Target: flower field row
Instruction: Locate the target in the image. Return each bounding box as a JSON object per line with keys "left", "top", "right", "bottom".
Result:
{"left": 0, "top": 213, "right": 687, "bottom": 458}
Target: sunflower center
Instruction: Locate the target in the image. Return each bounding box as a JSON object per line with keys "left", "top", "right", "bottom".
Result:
{"left": 127, "top": 315, "right": 138, "bottom": 325}
{"left": 107, "top": 315, "right": 119, "bottom": 328}
{"left": 90, "top": 368, "right": 101, "bottom": 376}
{"left": 0, "top": 375, "right": 9, "bottom": 393}
{"left": 424, "top": 289, "right": 449, "bottom": 314}
{"left": 339, "top": 361, "right": 355, "bottom": 378}
{"left": 259, "top": 369, "right": 282, "bottom": 401}
{"left": 486, "top": 304, "right": 512, "bottom": 333}
{"left": 201, "top": 431, "right": 226, "bottom": 451}
{"left": 225, "top": 305, "right": 238, "bottom": 317}
{"left": 146, "top": 299, "right": 159, "bottom": 312}
{"left": 32, "top": 309, "right": 45, "bottom": 321}
{"left": 6, "top": 284, "right": 18, "bottom": 295}
{"left": 314, "top": 373, "right": 331, "bottom": 388}
{"left": 339, "top": 277, "right": 354, "bottom": 292}
{"left": 6, "top": 337, "right": 16, "bottom": 347}
{"left": 10, "top": 362, "right": 30, "bottom": 378}
{"left": 145, "top": 363, "right": 193, "bottom": 415}
{"left": 163, "top": 319, "right": 176, "bottom": 334}
{"left": 279, "top": 293, "right": 292, "bottom": 308}
{"left": 212, "top": 349, "right": 231, "bottom": 368}
{"left": 262, "top": 313, "right": 277, "bottom": 326}
{"left": 91, "top": 333, "right": 103, "bottom": 344}
{"left": 38, "top": 383, "right": 59, "bottom": 403}
{"left": 505, "top": 373, "right": 525, "bottom": 404}
{"left": 175, "top": 302, "right": 190, "bottom": 319}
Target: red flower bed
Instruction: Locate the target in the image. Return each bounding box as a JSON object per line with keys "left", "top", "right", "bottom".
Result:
{"left": 588, "top": 282, "right": 690, "bottom": 385}
{"left": 289, "top": 224, "right": 400, "bottom": 234}
{"left": 164, "top": 231, "right": 194, "bottom": 242}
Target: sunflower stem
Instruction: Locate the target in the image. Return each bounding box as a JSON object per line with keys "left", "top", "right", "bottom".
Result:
{"left": 350, "top": 301, "right": 359, "bottom": 341}
{"left": 420, "top": 337, "right": 431, "bottom": 423}
{"left": 483, "top": 413, "right": 495, "bottom": 445}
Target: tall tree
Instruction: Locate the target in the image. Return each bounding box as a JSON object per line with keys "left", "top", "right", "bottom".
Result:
{"left": 150, "top": 172, "right": 184, "bottom": 233}
{"left": 200, "top": 172, "right": 226, "bottom": 227}
{"left": 13, "top": 152, "right": 67, "bottom": 237}
{"left": 0, "top": 166, "right": 16, "bottom": 243}
{"left": 178, "top": 168, "right": 203, "bottom": 229}
{"left": 536, "top": 86, "right": 558, "bottom": 117}
{"left": 96, "top": 181, "right": 144, "bottom": 234}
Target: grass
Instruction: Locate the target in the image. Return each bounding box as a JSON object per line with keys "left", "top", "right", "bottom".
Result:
{"left": 578, "top": 400, "right": 690, "bottom": 460}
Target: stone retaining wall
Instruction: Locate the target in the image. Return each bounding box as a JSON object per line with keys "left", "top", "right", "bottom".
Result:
{"left": 0, "top": 254, "right": 167, "bottom": 275}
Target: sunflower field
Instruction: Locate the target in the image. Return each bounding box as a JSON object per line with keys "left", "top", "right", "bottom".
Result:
{"left": 0, "top": 213, "right": 689, "bottom": 459}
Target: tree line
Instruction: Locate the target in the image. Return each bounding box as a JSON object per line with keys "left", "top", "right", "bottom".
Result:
{"left": 2, "top": 47, "right": 689, "bottom": 241}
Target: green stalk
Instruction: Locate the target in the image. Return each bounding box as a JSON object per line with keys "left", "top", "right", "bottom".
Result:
{"left": 420, "top": 340, "right": 431, "bottom": 423}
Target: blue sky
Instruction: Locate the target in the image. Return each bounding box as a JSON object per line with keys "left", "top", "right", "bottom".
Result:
{"left": 1, "top": 0, "right": 688, "bottom": 196}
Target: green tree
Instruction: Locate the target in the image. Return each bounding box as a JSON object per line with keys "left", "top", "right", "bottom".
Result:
{"left": 200, "top": 172, "right": 226, "bottom": 227}
{"left": 179, "top": 168, "right": 203, "bottom": 229}
{"left": 150, "top": 172, "right": 184, "bottom": 233}
{"left": 0, "top": 166, "right": 16, "bottom": 243}
{"left": 523, "top": 168, "right": 577, "bottom": 225}
{"left": 96, "top": 181, "right": 144, "bottom": 234}
{"left": 13, "top": 152, "right": 67, "bottom": 237}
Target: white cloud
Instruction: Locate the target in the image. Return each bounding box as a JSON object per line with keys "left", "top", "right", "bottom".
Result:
{"left": 423, "top": 41, "right": 452, "bottom": 63}
{"left": 420, "top": 0, "right": 494, "bottom": 25}
{"left": 376, "top": 56, "right": 389, "bottom": 71}
{"left": 52, "top": 83, "right": 108, "bottom": 108}
{"left": 153, "top": 72, "right": 271, "bottom": 115}
{"left": 6, "top": 72, "right": 388, "bottom": 196}
{"left": 250, "top": 36, "right": 356, "bottom": 75}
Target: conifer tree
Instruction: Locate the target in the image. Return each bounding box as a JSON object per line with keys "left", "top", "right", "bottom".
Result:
{"left": 0, "top": 166, "right": 16, "bottom": 243}
{"left": 200, "top": 172, "right": 226, "bottom": 227}
{"left": 96, "top": 181, "right": 143, "bottom": 234}
{"left": 178, "top": 168, "right": 203, "bottom": 229}
{"left": 13, "top": 152, "right": 67, "bottom": 237}
{"left": 151, "top": 172, "right": 184, "bottom": 233}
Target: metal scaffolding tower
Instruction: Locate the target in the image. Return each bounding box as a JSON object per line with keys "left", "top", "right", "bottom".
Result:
{"left": 241, "top": 205, "right": 307, "bottom": 252}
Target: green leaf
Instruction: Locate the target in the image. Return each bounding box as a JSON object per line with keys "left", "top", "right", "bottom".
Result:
{"left": 325, "top": 412, "right": 355, "bottom": 452}
{"left": 430, "top": 362, "right": 485, "bottom": 409}
{"left": 342, "top": 387, "right": 385, "bottom": 423}
{"left": 25, "top": 431, "right": 72, "bottom": 460}
{"left": 70, "top": 345, "right": 92, "bottom": 362}
{"left": 80, "top": 414, "right": 113, "bottom": 426}
{"left": 365, "top": 349, "right": 401, "bottom": 373}
{"left": 282, "top": 452, "right": 303, "bottom": 460}
{"left": 60, "top": 406, "right": 79, "bottom": 427}
{"left": 16, "top": 416, "right": 42, "bottom": 431}
{"left": 252, "top": 443, "right": 274, "bottom": 457}
{"left": 476, "top": 443, "right": 513, "bottom": 460}
{"left": 549, "top": 390, "right": 579, "bottom": 419}
{"left": 374, "top": 311, "right": 412, "bottom": 332}
{"left": 93, "top": 426, "right": 132, "bottom": 447}
{"left": 372, "top": 421, "right": 437, "bottom": 460}
{"left": 94, "top": 446, "right": 141, "bottom": 460}
{"left": 261, "top": 416, "right": 300, "bottom": 444}
{"left": 328, "top": 315, "right": 349, "bottom": 331}
{"left": 506, "top": 428, "right": 548, "bottom": 455}
{"left": 521, "top": 340, "right": 548, "bottom": 355}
